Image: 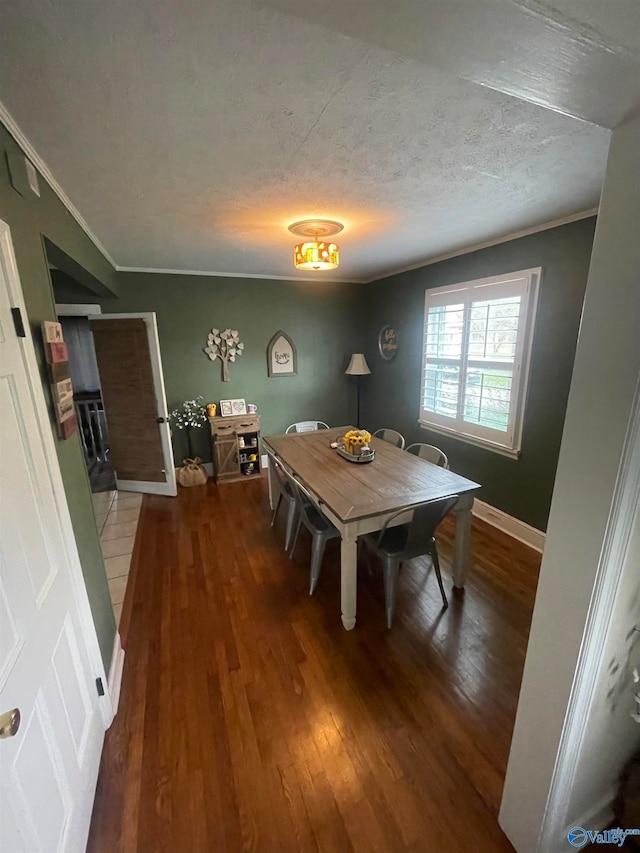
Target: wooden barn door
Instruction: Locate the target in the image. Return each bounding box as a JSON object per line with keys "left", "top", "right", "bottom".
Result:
{"left": 90, "top": 314, "right": 176, "bottom": 496}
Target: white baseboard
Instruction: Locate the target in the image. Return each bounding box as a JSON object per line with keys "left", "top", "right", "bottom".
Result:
{"left": 107, "top": 631, "right": 125, "bottom": 724}
{"left": 472, "top": 498, "right": 546, "bottom": 552}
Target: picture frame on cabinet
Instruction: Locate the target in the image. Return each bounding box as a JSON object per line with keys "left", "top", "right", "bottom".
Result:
{"left": 220, "top": 398, "right": 246, "bottom": 416}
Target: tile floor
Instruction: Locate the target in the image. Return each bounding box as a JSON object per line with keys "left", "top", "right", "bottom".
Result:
{"left": 92, "top": 490, "right": 143, "bottom": 628}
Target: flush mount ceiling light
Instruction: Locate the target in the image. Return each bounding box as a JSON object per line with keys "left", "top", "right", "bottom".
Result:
{"left": 289, "top": 219, "right": 343, "bottom": 271}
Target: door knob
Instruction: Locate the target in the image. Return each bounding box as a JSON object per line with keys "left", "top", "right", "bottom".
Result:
{"left": 0, "top": 708, "right": 20, "bottom": 739}
{"left": 156, "top": 417, "right": 166, "bottom": 424}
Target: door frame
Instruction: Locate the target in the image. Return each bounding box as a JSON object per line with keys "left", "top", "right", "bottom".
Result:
{"left": 537, "top": 382, "right": 640, "bottom": 843}
{"left": 55, "top": 302, "right": 102, "bottom": 317}
{"left": 88, "top": 312, "right": 177, "bottom": 497}
{"left": 1, "top": 219, "right": 115, "bottom": 729}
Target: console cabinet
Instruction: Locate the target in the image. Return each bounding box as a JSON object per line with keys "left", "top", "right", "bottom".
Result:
{"left": 208, "top": 414, "right": 261, "bottom": 483}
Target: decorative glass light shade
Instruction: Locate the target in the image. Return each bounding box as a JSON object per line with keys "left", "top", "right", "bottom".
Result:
{"left": 293, "top": 240, "right": 339, "bottom": 271}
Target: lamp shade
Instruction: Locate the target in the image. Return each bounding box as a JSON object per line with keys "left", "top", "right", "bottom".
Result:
{"left": 294, "top": 241, "right": 339, "bottom": 271}
{"left": 345, "top": 353, "right": 371, "bottom": 376}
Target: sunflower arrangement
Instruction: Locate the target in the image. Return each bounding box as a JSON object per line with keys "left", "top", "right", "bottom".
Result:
{"left": 343, "top": 428, "right": 372, "bottom": 456}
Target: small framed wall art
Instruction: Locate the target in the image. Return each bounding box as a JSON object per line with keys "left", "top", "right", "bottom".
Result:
{"left": 378, "top": 325, "right": 398, "bottom": 361}
{"left": 267, "top": 330, "right": 297, "bottom": 377}
{"left": 41, "top": 320, "right": 78, "bottom": 439}
{"left": 220, "top": 398, "right": 247, "bottom": 417}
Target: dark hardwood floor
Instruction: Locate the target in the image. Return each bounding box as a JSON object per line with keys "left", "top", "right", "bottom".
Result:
{"left": 88, "top": 477, "right": 540, "bottom": 852}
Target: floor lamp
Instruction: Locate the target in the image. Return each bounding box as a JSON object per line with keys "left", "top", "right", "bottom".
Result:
{"left": 345, "top": 353, "right": 371, "bottom": 428}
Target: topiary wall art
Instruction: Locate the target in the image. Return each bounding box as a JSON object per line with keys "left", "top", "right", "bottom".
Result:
{"left": 204, "top": 328, "right": 244, "bottom": 381}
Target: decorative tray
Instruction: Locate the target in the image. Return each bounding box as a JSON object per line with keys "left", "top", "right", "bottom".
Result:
{"left": 335, "top": 444, "right": 375, "bottom": 464}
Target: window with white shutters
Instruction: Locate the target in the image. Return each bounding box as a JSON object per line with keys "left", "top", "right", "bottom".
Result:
{"left": 419, "top": 268, "right": 540, "bottom": 456}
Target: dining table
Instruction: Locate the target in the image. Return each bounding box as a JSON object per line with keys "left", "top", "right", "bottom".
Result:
{"left": 262, "top": 426, "right": 481, "bottom": 630}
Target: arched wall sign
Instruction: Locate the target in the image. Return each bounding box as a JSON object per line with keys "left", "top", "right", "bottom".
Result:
{"left": 267, "top": 330, "right": 297, "bottom": 377}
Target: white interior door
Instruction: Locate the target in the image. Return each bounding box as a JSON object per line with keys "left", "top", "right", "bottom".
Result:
{"left": 0, "top": 220, "right": 111, "bottom": 852}
{"left": 88, "top": 313, "right": 176, "bottom": 497}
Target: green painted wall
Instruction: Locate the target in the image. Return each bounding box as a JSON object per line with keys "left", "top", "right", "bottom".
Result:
{"left": 361, "top": 218, "right": 596, "bottom": 532}
{"left": 99, "top": 223, "right": 594, "bottom": 531}
{"left": 102, "top": 272, "right": 362, "bottom": 463}
{"left": 0, "top": 123, "right": 118, "bottom": 669}
{"left": 0, "top": 114, "right": 595, "bottom": 673}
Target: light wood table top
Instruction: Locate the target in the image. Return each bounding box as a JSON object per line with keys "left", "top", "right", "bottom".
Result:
{"left": 263, "top": 426, "right": 481, "bottom": 523}
{"left": 264, "top": 426, "right": 482, "bottom": 629}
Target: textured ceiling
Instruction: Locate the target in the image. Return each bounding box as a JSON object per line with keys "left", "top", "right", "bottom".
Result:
{"left": 0, "top": 0, "right": 635, "bottom": 282}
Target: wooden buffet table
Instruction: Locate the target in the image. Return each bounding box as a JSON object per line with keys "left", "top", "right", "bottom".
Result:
{"left": 263, "top": 426, "right": 481, "bottom": 630}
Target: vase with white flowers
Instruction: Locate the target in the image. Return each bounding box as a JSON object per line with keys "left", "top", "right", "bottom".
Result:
{"left": 204, "top": 328, "right": 244, "bottom": 381}
{"left": 168, "top": 396, "right": 207, "bottom": 458}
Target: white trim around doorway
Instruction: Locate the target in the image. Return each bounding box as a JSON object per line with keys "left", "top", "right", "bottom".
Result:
{"left": 539, "top": 380, "right": 640, "bottom": 846}
{"left": 55, "top": 303, "right": 102, "bottom": 316}
{"left": 89, "top": 312, "right": 177, "bottom": 497}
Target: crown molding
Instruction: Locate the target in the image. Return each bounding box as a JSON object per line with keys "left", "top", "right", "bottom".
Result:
{"left": 0, "top": 100, "right": 118, "bottom": 268}
{"left": 365, "top": 208, "right": 599, "bottom": 283}
{"left": 116, "top": 265, "right": 365, "bottom": 284}
{"left": 0, "top": 104, "right": 363, "bottom": 283}
{"left": 117, "top": 208, "right": 598, "bottom": 283}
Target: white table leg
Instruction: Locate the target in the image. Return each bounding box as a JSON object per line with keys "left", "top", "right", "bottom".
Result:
{"left": 340, "top": 529, "right": 358, "bottom": 630}
{"left": 266, "top": 454, "right": 277, "bottom": 510}
{"left": 452, "top": 493, "right": 475, "bottom": 588}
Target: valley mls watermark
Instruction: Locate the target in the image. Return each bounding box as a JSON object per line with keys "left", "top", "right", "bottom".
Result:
{"left": 567, "top": 827, "right": 640, "bottom": 847}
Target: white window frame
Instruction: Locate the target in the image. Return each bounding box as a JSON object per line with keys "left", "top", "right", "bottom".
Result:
{"left": 418, "top": 267, "right": 541, "bottom": 458}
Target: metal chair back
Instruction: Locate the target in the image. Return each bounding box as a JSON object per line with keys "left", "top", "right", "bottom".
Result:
{"left": 287, "top": 475, "right": 332, "bottom": 533}
{"left": 285, "top": 421, "right": 330, "bottom": 434}
{"left": 286, "top": 472, "right": 340, "bottom": 594}
{"left": 364, "top": 494, "right": 458, "bottom": 627}
{"left": 405, "top": 442, "right": 448, "bottom": 468}
{"left": 269, "top": 459, "right": 298, "bottom": 550}
{"left": 376, "top": 494, "right": 459, "bottom": 555}
{"left": 372, "top": 428, "right": 405, "bottom": 449}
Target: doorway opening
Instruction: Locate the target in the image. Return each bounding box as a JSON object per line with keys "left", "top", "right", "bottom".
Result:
{"left": 45, "top": 236, "right": 118, "bottom": 496}
{"left": 58, "top": 310, "right": 115, "bottom": 493}
{"left": 45, "top": 239, "right": 175, "bottom": 627}
{"left": 45, "top": 238, "right": 175, "bottom": 499}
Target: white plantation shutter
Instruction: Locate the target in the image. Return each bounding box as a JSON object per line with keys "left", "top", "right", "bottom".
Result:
{"left": 419, "top": 269, "right": 540, "bottom": 455}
